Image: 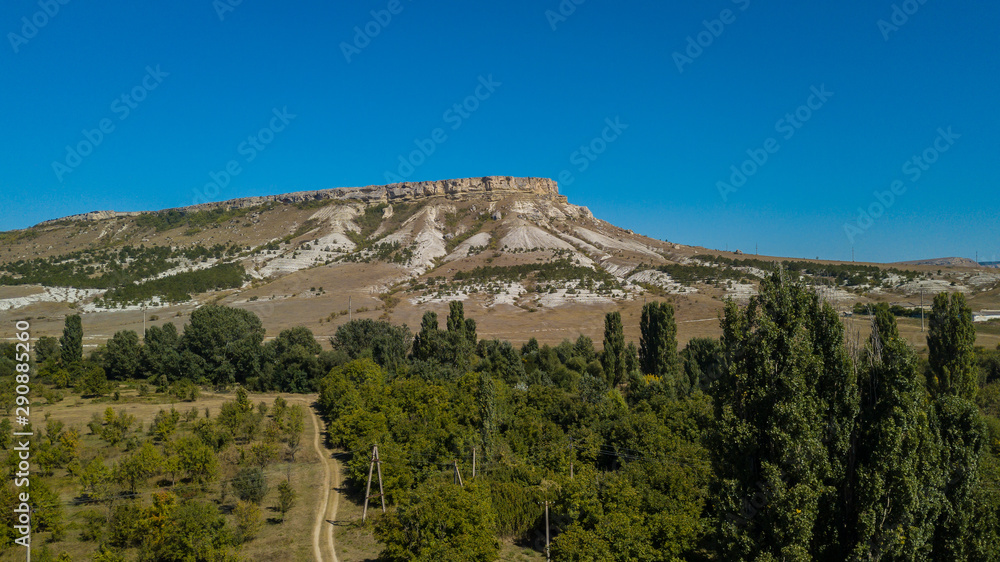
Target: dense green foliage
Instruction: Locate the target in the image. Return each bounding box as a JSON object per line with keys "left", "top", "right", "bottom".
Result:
{"left": 690, "top": 255, "right": 922, "bottom": 287}
{"left": 19, "top": 284, "right": 999, "bottom": 560}
{"left": 97, "top": 263, "right": 246, "bottom": 306}
{"left": 134, "top": 204, "right": 275, "bottom": 232}
{"left": 639, "top": 302, "right": 680, "bottom": 383}
{"left": 0, "top": 244, "right": 240, "bottom": 290}
{"left": 453, "top": 258, "right": 621, "bottom": 290}
{"left": 331, "top": 319, "right": 413, "bottom": 372}
{"left": 310, "top": 276, "right": 1000, "bottom": 560}
{"left": 60, "top": 314, "right": 83, "bottom": 366}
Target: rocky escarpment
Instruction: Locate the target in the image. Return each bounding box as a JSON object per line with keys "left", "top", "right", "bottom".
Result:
{"left": 35, "top": 176, "right": 562, "bottom": 226}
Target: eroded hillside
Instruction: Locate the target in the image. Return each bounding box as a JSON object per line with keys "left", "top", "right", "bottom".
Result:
{"left": 1, "top": 176, "right": 998, "bottom": 349}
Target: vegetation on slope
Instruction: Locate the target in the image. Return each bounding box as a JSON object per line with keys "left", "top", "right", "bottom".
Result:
{"left": 5, "top": 275, "right": 1000, "bottom": 560}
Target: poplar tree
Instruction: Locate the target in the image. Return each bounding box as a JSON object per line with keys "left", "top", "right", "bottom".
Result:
{"left": 849, "top": 304, "right": 939, "bottom": 559}
{"left": 60, "top": 314, "right": 83, "bottom": 365}
{"left": 639, "top": 301, "right": 680, "bottom": 380}
{"left": 710, "top": 272, "right": 830, "bottom": 561}
{"left": 412, "top": 311, "right": 440, "bottom": 361}
{"left": 806, "top": 294, "right": 859, "bottom": 559}
{"left": 601, "top": 312, "right": 626, "bottom": 387}
{"left": 927, "top": 293, "right": 987, "bottom": 561}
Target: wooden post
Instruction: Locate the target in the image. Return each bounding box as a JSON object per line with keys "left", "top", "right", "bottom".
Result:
{"left": 375, "top": 445, "right": 386, "bottom": 514}
{"left": 454, "top": 460, "right": 464, "bottom": 487}
{"left": 363, "top": 444, "right": 386, "bottom": 522}
{"left": 362, "top": 445, "right": 376, "bottom": 522}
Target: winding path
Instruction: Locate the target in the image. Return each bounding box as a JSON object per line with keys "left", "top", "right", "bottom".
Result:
{"left": 306, "top": 403, "right": 340, "bottom": 562}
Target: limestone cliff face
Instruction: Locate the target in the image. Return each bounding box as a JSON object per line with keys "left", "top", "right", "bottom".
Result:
{"left": 36, "top": 176, "right": 562, "bottom": 226}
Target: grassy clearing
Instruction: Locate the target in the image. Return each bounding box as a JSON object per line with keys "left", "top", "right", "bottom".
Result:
{"left": 0, "top": 388, "right": 322, "bottom": 561}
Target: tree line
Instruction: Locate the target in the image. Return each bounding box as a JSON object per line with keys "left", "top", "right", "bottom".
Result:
{"left": 14, "top": 270, "right": 1000, "bottom": 560}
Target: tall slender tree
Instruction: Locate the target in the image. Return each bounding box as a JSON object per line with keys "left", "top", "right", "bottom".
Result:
{"left": 639, "top": 301, "right": 680, "bottom": 381}
{"left": 848, "top": 304, "right": 940, "bottom": 560}
{"left": 412, "top": 311, "right": 440, "bottom": 361}
{"left": 710, "top": 272, "right": 830, "bottom": 560}
{"left": 806, "top": 294, "right": 859, "bottom": 559}
{"left": 59, "top": 314, "right": 83, "bottom": 366}
{"left": 601, "top": 312, "right": 626, "bottom": 387}
{"left": 927, "top": 293, "right": 987, "bottom": 561}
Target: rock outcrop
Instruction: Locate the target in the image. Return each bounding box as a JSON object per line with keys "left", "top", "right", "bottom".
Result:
{"left": 35, "top": 176, "right": 562, "bottom": 227}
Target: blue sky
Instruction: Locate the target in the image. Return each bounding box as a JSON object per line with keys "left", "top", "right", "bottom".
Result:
{"left": 2, "top": 0, "right": 998, "bottom": 263}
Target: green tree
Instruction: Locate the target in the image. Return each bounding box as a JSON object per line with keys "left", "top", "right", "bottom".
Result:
{"left": 927, "top": 295, "right": 987, "bottom": 561}
{"left": 710, "top": 272, "right": 830, "bottom": 560}
{"left": 234, "top": 500, "right": 263, "bottom": 543}
{"left": 412, "top": 311, "right": 440, "bottom": 361}
{"left": 60, "top": 314, "right": 83, "bottom": 365}
{"left": 639, "top": 301, "right": 680, "bottom": 381}
{"left": 100, "top": 408, "right": 136, "bottom": 446}
{"left": 276, "top": 479, "right": 297, "bottom": 521}
{"left": 180, "top": 305, "right": 264, "bottom": 387}
{"left": 442, "top": 301, "right": 476, "bottom": 370}
{"left": 283, "top": 405, "right": 305, "bottom": 461}
{"left": 331, "top": 319, "right": 413, "bottom": 370}
{"left": 601, "top": 312, "right": 626, "bottom": 387}
{"left": 375, "top": 480, "right": 499, "bottom": 562}
{"left": 261, "top": 327, "right": 323, "bottom": 392}
{"left": 928, "top": 292, "right": 978, "bottom": 399}
{"left": 142, "top": 322, "right": 181, "bottom": 381}
{"left": 174, "top": 436, "right": 219, "bottom": 485}
{"left": 104, "top": 330, "right": 142, "bottom": 380}
{"left": 847, "top": 304, "right": 939, "bottom": 559}
{"left": 75, "top": 364, "right": 111, "bottom": 397}
{"left": 139, "top": 493, "right": 238, "bottom": 561}
{"left": 681, "top": 337, "right": 725, "bottom": 393}
{"left": 232, "top": 466, "right": 268, "bottom": 504}
{"left": 80, "top": 456, "right": 115, "bottom": 503}
{"left": 35, "top": 336, "right": 60, "bottom": 365}
{"left": 114, "top": 441, "right": 162, "bottom": 494}
{"left": 807, "top": 293, "right": 860, "bottom": 559}
{"left": 478, "top": 373, "right": 499, "bottom": 462}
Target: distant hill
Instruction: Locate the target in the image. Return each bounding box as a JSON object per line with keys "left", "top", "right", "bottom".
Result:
{"left": 1, "top": 176, "right": 998, "bottom": 345}
{"left": 893, "top": 257, "right": 981, "bottom": 268}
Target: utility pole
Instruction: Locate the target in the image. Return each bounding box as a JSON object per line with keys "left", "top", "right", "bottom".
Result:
{"left": 544, "top": 501, "right": 551, "bottom": 562}
{"left": 921, "top": 291, "right": 927, "bottom": 329}
{"left": 568, "top": 437, "right": 574, "bottom": 480}
{"left": 349, "top": 295, "right": 352, "bottom": 322}
{"left": 362, "top": 444, "right": 386, "bottom": 521}
{"left": 453, "top": 460, "right": 464, "bottom": 487}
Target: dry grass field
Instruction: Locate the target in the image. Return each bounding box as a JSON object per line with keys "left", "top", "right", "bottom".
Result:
{"left": 0, "top": 388, "right": 329, "bottom": 562}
